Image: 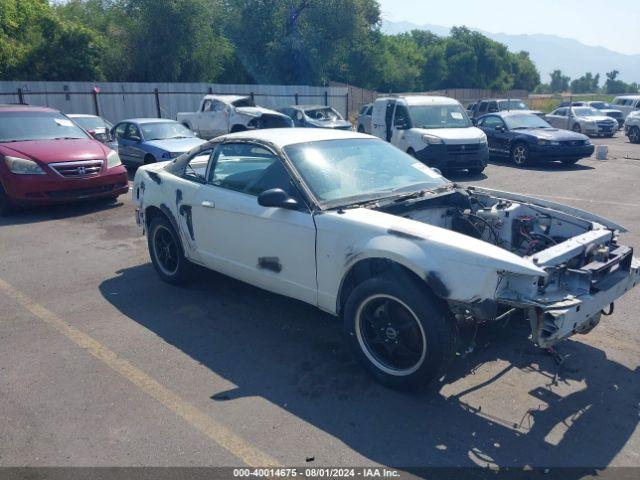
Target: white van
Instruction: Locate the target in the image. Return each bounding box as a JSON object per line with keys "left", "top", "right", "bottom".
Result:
{"left": 371, "top": 96, "right": 488, "bottom": 173}
{"left": 611, "top": 95, "right": 640, "bottom": 120}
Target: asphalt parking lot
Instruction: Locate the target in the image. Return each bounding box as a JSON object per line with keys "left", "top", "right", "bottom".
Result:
{"left": 1, "top": 133, "right": 639, "bottom": 471}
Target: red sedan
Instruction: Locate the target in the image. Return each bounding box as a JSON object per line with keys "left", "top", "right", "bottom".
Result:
{"left": 0, "top": 105, "right": 129, "bottom": 215}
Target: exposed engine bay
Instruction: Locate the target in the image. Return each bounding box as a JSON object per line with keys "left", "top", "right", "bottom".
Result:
{"left": 377, "top": 186, "right": 639, "bottom": 347}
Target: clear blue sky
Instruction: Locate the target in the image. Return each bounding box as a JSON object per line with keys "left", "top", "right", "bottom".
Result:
{"left": 378, "top": 0, "right": 640, "bottom": 55}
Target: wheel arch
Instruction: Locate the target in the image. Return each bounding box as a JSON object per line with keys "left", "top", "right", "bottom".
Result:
{"left": 336, "top": 257, "right": 448, "bottom": 316}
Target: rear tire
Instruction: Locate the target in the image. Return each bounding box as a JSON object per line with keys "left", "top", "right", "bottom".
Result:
{"left": 629, "top": 126, "right": 640, "bottom": 144}
{"left": 148, "top": 215, "right": 193, "bottom": 285}
{"left": 468, "top": 166, "right": 485, "bottom": 175}
{"left": 511, "top": 143, "right": 529, "bottom": 167}
{"left": 572, "top": 123, "right": 582, "bottom": 133}
{"left": 0, "top": 184, "right": 13, "bottom": 216}
{"left": 357, "top": 125, "right": 365, "bottom": 133}
{"left": 144, "top": 154, "right": 155, "bottom": 165}
{"left": 230, "top": 125, "right": 247, "bottom": 133}
{"left": 343, "top": 276, "right": 454, "bottom": 390}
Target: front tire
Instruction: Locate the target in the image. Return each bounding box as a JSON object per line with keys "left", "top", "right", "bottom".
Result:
{"left": 358, "top": 125, "right": 365, "bottom": 133}
{"left": 468, "top": 165, "right": 485, "bottom": 174}
{"left": 511, "top": 143, "right": 529, "bottom": 167}
{"left": 572, "top": 123, "right": 582, "bottom": 133}
{"left": 343, "top": 276, "right": 454, "bottom": 390}
{"left": 144, "top": 154, "right": 155, "bottom": 165}
{"left": 148, "top": 215, "right": 193, "bottom": 285}
{"left": 629, "top": 126, "right": 640, "bottom": 144}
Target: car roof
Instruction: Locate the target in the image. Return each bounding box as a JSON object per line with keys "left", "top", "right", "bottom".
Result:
{"left": 289, "top": 105, "right": 332, "bottom": 110}
{"left": 120, "top": 118, "right": 179, "bottom": 125}
{"left": 479, "top": 98, "right": 523, "bottom": 102}
{"left": 399, "top": 96, "right": 459, "bottom": 106}
{"left": 483, "top": 110, "right": 541, "bottom": 118}
{"left": 0, "top": 104, "right": 58, "bottom": 113}
{"left": 67, "top": 113, "right": 98, "bottom": 118}
{"left": 217, "top": 128, "right": 371, "bottom": 148}
{"left": 202, "top": 94, "right": 249, "bottom": 103}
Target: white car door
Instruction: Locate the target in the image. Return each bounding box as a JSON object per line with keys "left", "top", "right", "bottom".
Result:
{"left": 546, "top": 108, "right": 567, "bottom": 129}
{"left": 372, "top": 100, "right": 395, "bottom": 141}
{"left": 190, "top": 142, "right": 317, "bottom": 305}
{"left": 389, "top": 103, "right": 412, "bottom": 152}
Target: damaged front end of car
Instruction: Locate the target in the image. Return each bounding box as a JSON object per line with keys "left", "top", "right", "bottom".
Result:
{"left": 374, "top": 185, "right": 640, "bottom": 349}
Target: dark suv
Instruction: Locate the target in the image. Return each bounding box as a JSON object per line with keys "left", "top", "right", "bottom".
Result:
{"left": 469, "top": 98, "right": 542, "bottom": 119}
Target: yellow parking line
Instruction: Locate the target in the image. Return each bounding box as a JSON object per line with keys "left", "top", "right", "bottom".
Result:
{"left": 0, "top": 277, "right": 279, "bottom": 467}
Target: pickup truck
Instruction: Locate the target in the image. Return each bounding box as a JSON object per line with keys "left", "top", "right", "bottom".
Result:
{"left": 176, "top": 95, "right": 293, "bottom": 139}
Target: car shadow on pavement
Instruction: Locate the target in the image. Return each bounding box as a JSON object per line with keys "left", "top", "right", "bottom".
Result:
{"left": 443, "top": 171, "right": 488, "bottom": 182}
{"left": 100, "top": 264, "right": 640, "bottom": 472}
{"left": 487, "top": 158, "right": 595, "bottom": 172}
{"left": 0, "top": 198, "right": 124, "bottom": 227}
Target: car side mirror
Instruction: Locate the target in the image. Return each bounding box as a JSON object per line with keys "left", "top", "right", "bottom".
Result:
{"left": 471, "top": 118, "right": 478, "bottom": 126}
{"left": 130, "top": 136, "right": 141, "bottom": 142}
{"left": 258, "top": 188, "right": 299, "bottom": 210}
{"left": 495, "top": 125, "right": 505, "bottom": 132}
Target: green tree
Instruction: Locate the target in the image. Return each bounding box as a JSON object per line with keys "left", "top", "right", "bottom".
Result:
{"left": 570, "top": 72, "right": 600, "bottom": 93}
{"left": 549, "top": 70, "right": 570, "bottom": 93}
{"left": 223, "top": 0, "right": 381, "bottom": 85}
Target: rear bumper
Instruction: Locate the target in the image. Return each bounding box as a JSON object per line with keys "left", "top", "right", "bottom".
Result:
{"left": 414, "top": 143, "right": 489, "bottom": 170}
{"left": 529, "top": 144, "right": 594, "bottom": 161}
{"left": 2, "top": 166, "right": 129, "bottom": 205}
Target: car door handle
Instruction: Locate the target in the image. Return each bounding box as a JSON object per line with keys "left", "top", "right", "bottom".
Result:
{"left": 201, "top": 200, "right": 215, "bottom": 208}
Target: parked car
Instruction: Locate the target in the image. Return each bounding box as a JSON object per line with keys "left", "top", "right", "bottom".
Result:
{"left": 371, "top": 96, "right": 488, "bottom": 174}
{"left": 133, "top": 128, "right": 640, "bottom": 390}
{"left": 624, "top": 111, "right": 640, "bottom": 143}
{"left": 356, "top": 103, "right": 373, "bottom": 133}
{"left": 572, "top": 101, "right": 624, "bottom": 128}
{"left": 477, "top": 111, "right": 594, "bottom": 166}
{"left": 177, "top": 95, "right": 293, "bottom": 139}
{"left": 67, "top": 114, "right": 118, "bottom": 150}
{"left": 612, "top": 95, "right": 640, "bottom": 120}
{"left": 278, "top": 105, "right": 352, "bottom": 130}
{"left": 111, "top": 119, "right": 206, "bottom": 165}
{"left": 546, "top": 106, "right": 618, "bottom": 137}
{"left": 0, "top": 105, "right": 128, "bottom": 215}
{"left": 468, "top": 98, "right": 543, "bottom": 119}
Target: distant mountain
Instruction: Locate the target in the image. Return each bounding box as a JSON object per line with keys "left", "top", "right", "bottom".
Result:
{"left": 382, "top": 20, "right": 640, "bottom": 83}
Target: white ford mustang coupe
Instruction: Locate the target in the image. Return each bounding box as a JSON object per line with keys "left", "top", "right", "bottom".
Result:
{"left": 133, "top": 129, "right": 639, "bottom": 390}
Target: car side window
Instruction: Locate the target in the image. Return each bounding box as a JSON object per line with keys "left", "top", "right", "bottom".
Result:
{"left": 115, "top": 123, "right": 127, "bottom": 140}
{"left": 393, "top": 105, "right": 411, "bottom": 128}
{"left": 123, "top": 123, "right": 141, "bottom": 140}
{"left": 202, "top": 100, "right": 213, "bottom": 112}
{"left": 212, "top": 101, "right": 226, "bottom": 112}
{"left": 184, "top": 148, "right": 213, "bottom": 183}
{"left": 555, "top": 108, "right": 567, "bottom": 116}
{"left": 479, "top": 102, "right": 488, "bottom": 113}
{"left": 488, "top": 101, "right": 498, "bottom": 112}
{"left": 366, "top": 106, "right": 373, "bottom": 115}
{"left": 481, "top": 116, "right": 504, "bottom": 129}
{"left": 209, "top": 143, "right": 292, "bottom": 196}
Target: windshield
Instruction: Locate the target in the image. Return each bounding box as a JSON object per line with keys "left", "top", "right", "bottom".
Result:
{"left": 284, "top": 138, "right": 449, "bottom": 207}
{"left": 503, "top": 114, "right": 552, "bottom": 129}
{"left": 71, "top": 116, "right": 107, "bottom": 131}
{"left": 408, "top": 104, "right": 471, "bottom": 129}
{"left": 140, "top": 122, "right": 195, "bottom": 140}
{"left": 304, "top": 107, "right": 343, "bottom": 121}
{"left": 0, "top": 111, "right": 89, "bottom": 142}
{"left": 231, "top": 98, "right": 256, "bottom": 108}
{"left": 497, "top": 100, "right": 528, "bottom": 110}
{"left": 573, "top": 107, "right": 601, "bottom": 117}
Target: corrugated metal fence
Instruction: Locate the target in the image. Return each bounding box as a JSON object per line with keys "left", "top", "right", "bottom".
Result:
{"left": 0, "top": 81, "right": 349, "bottom": 123}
